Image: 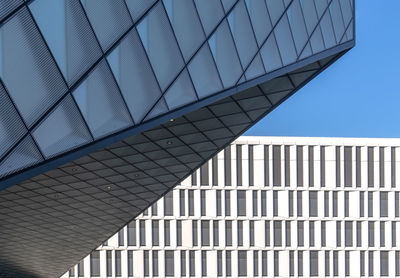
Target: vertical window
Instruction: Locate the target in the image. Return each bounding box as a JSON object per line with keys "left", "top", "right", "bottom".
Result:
{"left": 254, "top": 251, "right": 259, "bottom": 277}
{"left": 237, "top": 190, "right": 246, "bottom": 216}
{"left": 164, "top": 191, "right": 173, "bottom": 216}
{"left": 298, "top": 221, "right": 304, "bottom": 247}
{"left": 69, "top": 267, "right": 75, "bottom": 277}
{"left": 201, "top": 190, "right": 206, "bottom": 216}
{"left": 226, "top": 220, "right": 232, "bottom": 246}
{"left": 225, "top": 146, "right": 231, "bottom": 186}
{"left": 265, "top": 220, "right": 270, "bottom": 246}
{"left": 201, "top": 251, "right": 207, "bottom": 277}
{"left": 310, "top": 251, "right": 318, "bottom": 276}
{"left": 106, "top": 250, "right": 112, "bottom": 277}
{"left": 118, "top": 229, "right": 124, "bottom": 246}
{"left": 360, "top": 251, "right": 365, "bottom": 276}
{"left": 274, "top": 221, "right": 282, "bottom": 247}
{"left": 179, "top": 190, "right": 185, "bottom": 216}
{"left": 345, "top": 221, "right": 353, "bottom": 247}
{"left": 297, "top": 191, "right": 303, "bottom": 216}
{"left": 225, "top": 190, "right": 231, "bottom": 216}
{"left": 392, "top": 147, "right": 396, "bottom": 187}
{"left": 212, "top": 156, "right": 219, "bottom": 186}
{"left": 217, "top": 251, "right": 223, "bottom": 277}
{"left": 177, "top": 220, "right": 182, "bottom": 246}
{"left": 381, "top": 251, "right": 389, "bottom": 276}
{"left": 289, "top": 190, "right": 294, "bottom": 216}
{"left": 226, "top": 251, "right": 232, "bottom": 277}
{"left": 213, "top": 220, "right": 219, "bottom": 246}
{"left": 336, "top": 146, "right": 341, "bottom": 187}
{"left": 91, "top": 251, "right": 100, "bottom": 277}
{"left": 392, "top": 222, "right": 396, "bottom": 247}
{"left": 289, "top": 251, "right": 294, "bottom": 276}
{"left": 345, "top": 251, "right": 350, "bottom": 276}
{"left": 298, "top": 251, "right": 303, "bottom": 277}
{"left": 309, "top": 146, "right": 314, "bottom": 187}
{"left": 396, "top": 251, "right": 400, "bottom": 276}
{"left": 189, "top": 190, "right": 194, "bottom": 216}
{"left": 325, "top": 251, "right": 330, "bottom": 276}
{"left": 128, "top": 221, "right": 136, "bottom": 246}
{"left": 165, "top": 251, "right": 174, "bottom": 277}
{"left": 191, "top": 171, "right": 197, "bottom": 185}
{"left": 336, "top": 221, "right": 341, "bottom": 247}
{"left": 273, "top": 191, "right": 278, "bottom": 216}
{"left": 273, "top": 145, "right": 281, "bottom": 186}
{"left": 309, "top": 191, "right": 318, "bottom": 217}
{"left": 262, "top": 251, "right": 268, "bottom": 276}
{"left": 152, "top": 251, "right": 158, "bottom": 277}
{"left": 297, "top": 146, "right": 303, "bottom": 186}
{"left": 324, "top": 191, "right": 329, "bottom": 217}
{"left": 201, "top": 220, "right": 210, "bottom": 246}
{"left": 152, "top": 220, "right": 159, "bottom": 246}
{"left": 396, "top": 192, "right": 399, "bottom": 217}
{"left": 238, "top": 220, "right": 244, "bottom": 246}
{"left": 143, "top": 209, "right": 148, "bottom": 216}
{"left": 380, "top": 222, "right": 385, "bottom": 247}
{"left": 274, "top": 251, "right": 279, "bottom": 277}
{"left": 200, "top": 161, "right": 209, "bottom": 185}
{"left": 356, "top": 146, "right": 361, "bottom": 187}
{"left": 369, "top": 221, "right": 375, "bottom": 247}
{"left": 380, "top": 192, "right": 388, "bottom": 217}
{"left": 368, "top": 147, "right": 374, "bottom": 187}
{"left": 250, "top": 220, "right": 255, "bottom": 246}
{"left": 321, "top": 221, "right": 326, "bottom": 247}
{"left": 249, "top": 145, "right": 254, "bottom": 186}
{"left": 380, "top": 147, "right": 385, "bottom": 187}
{"left": 357, "top": 221, "right": 362, "bottom": 247}
{"left": 261, "top": 191, "right": 267, "bottom": 216}
{"left": 216, "top": 190, "right": 222, "bottom": 216}
{"left": 309, "top": 221, "right": 315, "bottom": 247}
{"left": 345, "top": 191, "right": 349, "bottom": 217}
{"left": 369, "top": 251, "right": 374, "bottom": 277}
{"left": 237, "top": 145, "right": 242, "bottom": 186}
{"left": 192, "top": 220, "right": 198, "bottom": 246}
{"left": 238, "top": 251, "right": 247, "bottom": 276}
{"left": 333, "top": 191, "right": 338, "bottom": 217}
{"left": 333, "top": 251, "right": 339, "bottom": 276}
{"left": 189, "top": 251, "right": 195, "bottom": 277}
{"left": 115, "top": 250, "right": 121, "bottom": 277}
{"left": 181, "top": 251, "right": 186, "bottom": 277}
{"left": 360, "top": 191, "right": 365, "bottom": 217}
{"left": 152, "top": 202, "right": 157, "bottom": 216}
{"left": 368, "top": 192, "right": 373, "bottom": 217}
{"left": 286, "top": 221, "right": 291, "bottom": 247}
{"left": 321, "top": 146, "right": 326, "bottom": 187}
{"left": 264, "top": 145, "right": 269, "bottom": 186}
{"left": 128, "top": 251, "right": 134, "bottom": 277}
{"left": 253, "top": 191, "right": 258, "bottom": 216}
{"left": 164, "top": 220, "right": 170, "bottom": 246}
{"left": 344, "top": 146, "right": 352, "bottom": 187}
{"left": 285, "top": 145, "right": 290, "bottom": 186}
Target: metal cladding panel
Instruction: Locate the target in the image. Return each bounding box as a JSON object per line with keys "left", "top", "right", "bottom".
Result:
{"left": 0, "top": 0, "right": 355, "bottom": 277}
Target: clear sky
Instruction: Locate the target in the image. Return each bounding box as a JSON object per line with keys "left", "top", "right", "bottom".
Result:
{"left": 245, "top": 1, "right": 400, "bottom": 138}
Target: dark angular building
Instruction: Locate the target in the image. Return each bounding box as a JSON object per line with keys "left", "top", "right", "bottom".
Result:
{"left": 0, "top": 0, "right": 354, "bottom": 277}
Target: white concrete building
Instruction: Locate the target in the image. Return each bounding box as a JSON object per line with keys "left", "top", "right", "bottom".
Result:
{"left": 64, "top": 136, "right": 400, "bottom": 278}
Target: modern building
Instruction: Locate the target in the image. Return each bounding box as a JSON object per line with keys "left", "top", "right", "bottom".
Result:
{"left": 64, "top": 136, "right": 400, "bottom": 278}
{"left": 0, "top": 1, "right": 354, "bottom": 277}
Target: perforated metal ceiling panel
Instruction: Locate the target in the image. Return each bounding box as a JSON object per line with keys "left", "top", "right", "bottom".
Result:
{"left": 0, "top": 0, "right": 354, "bottom": 277}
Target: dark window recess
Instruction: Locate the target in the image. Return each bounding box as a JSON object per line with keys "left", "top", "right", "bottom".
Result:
{"left": 179, "top": 190, "right": 185, "bottom": 216}
{"left": 309, "top": 146, "right": 314, "bottom": 187}
{"left": 115, "top": 250, "right": 122, "bottom": 277}
{"left": 264, "top": 145, "right": 269, "bottom": 186}
{"left": 380, "top": 147, "right": 385, "bottom": 187}
{"left": 165, "top": 251, "right": 174, "bottom": 277}
{"left": 344, "top": 146, "right": 352, "bottom": 187}
{"left": 192, "top": 220, "right": 198, "bottom": 246}
{"left": 249, "top": 145, "right": 254, "bottom": 186}
{"left": 140, "top": 220, "right": 146, "bottom": 246}
{"left": 237, "top": 145, "right": 242, "bottom": 186}
{"left": 297, "top": 145, "right": 303, "bottom": 187}
{"left": 212, "top": 156, "right": 218, "bottom": 186}
{"left": 285, "top": 145, "right": 290, "bottom": 186}
{"left": 128, "top": 221, "right": 136, "bottom": 246}
{"left": 164, "top": 191, "right": 173, "bottom": 216}
{"left": 201, "top": 251, "right": 207, "bottom": 277}
{"left": 152, "top": 251, "right": 158, "bottom": 277}
{"left": 320, "top": 146, "right": 326, "bottom": 187}
{"left": 336, "top": 146, "right": 341, "bottom": 187}
{"left": 164, "top": 220, "right": 170, "bottom": 246}
{"left": 273, "top": 145, "right": 281, "bottom": 186}
{"left": 200, "top": 161, "right": 209, "bottom": 185}
{"left": 237, "top": 190, "right": 246, "bottom": 216}
{"left": 188, "top": 190, "right": 194, "bottom": 216}
{"left": 368, "top": 147, "right": 374, "bottom": 187}
{"left": 225, "top": 190, "right": 231, "bottom": 216}
{"left": 201, "top": 190, "right": 206, "bottom": 216}
{"left": 225, "top": 146, "right": 232, "bottom": 186}
{"left": 392, "top": 147, "right": 396, "bottom": 187}
{"left": 356, "top": 146, "right": 361, "bottom": 187}
{"left": 253, "top": 190, "right": 258, "bottom": 216}
{"left": 216, "top": 190, "right": 222, "bottom": 216}
{"left": 90, "top": 251, "right": 100, "bottom": 277}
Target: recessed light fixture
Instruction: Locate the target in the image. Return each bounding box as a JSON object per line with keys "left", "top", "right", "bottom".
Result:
{"left": 71, "top": 168, "right": 77, "bottom": 172}
{"left": 169, "top": 118, "right": 174, "bottom": 122}
{"left": 106, "top": 186, "right": 112, "bottom": 191}
{"left": 134, "top": 174, "right": 140, "bottom": 177}
{"left": 166, "top": 141, "right": 173, "bottom": 145}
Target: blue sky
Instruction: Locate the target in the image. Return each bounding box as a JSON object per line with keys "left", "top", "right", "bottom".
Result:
{"left": 245, "top": 1, "right": 400, "bottom": 138}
